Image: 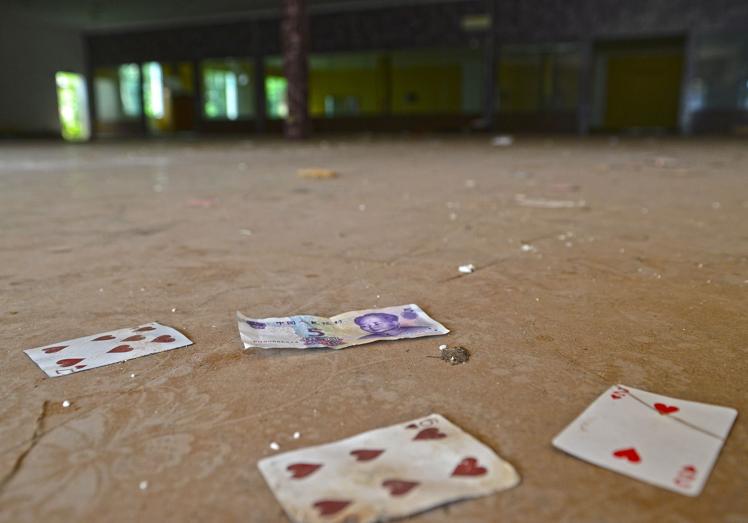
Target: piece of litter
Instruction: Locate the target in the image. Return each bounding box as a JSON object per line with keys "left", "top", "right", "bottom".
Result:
{"left": 23, "top": 322, "right": 193, "bottom": 378}
{"left": 62, "top": 400, "right": 70, "bottom": 408}
{"left": 439, "top": 346, "right": 470, "bottom": 365}
{"left": 258, "top": 413, "right": 518, "bottom": 523}
{"left": 171, "top": 308, "right": 177, "bottom": 312}
{"left": 187, "top": 197, "right": 217, "bottom": 208}
{"left": 515, "top": 194, "right": 587, "bottom": 209}
{"left": 492, "top": 135, "right": 514, "bottom": 147}
{"left": 297, "top": 168, "right": 337, "bottom": 179}
{"left": 270, "top": 442, "right": 280, "bottom": 451}
{"left": 238, "top": 304, "right": 448, "bottom": 350}
{"left": 520, "top": 244, "right": 537, "bottom": 253}
{"left": 439, "top": 344, "right": 448, "bottom": 350}
{"left": 458, "top": 264, "right": 475, "bottom": 274}
{"left": 139, "top": 481, "right": 148, "bottom": 491}
{"left": 130, "top": 373, "right": 136, "bottom": 378}
{"left": 293, "top": 432, "right": 301, "bottom": 440}
{"left": 553, "top": 384, "right": 737, "bottom": 496}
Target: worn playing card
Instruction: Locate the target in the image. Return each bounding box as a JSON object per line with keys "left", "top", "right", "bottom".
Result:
{"left": 24, "top": 322, "right": 193, "bottom": 378}
{"left": 553, "top": 384, "right": 737, "bottom": 496}
{"left": 258, "top": 413, "right": 520, "bottom": 523}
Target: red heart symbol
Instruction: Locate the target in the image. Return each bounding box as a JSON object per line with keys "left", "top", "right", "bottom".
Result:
{"left": 92, "top": 335, "right": 116, "bottom": 341}
{"left": 613, "top": 447, "right": 641, "bottom": 463}
{"left": 152, "top": 335, "right": 175, "bottom": 343}
{"left": 451, "top": 457, "right": 487, "bottom": 477}
{"left": 108, "top": 345, "right": 134, "bottom": 353}
{"left": 122, "top": 335, "right": 145, "bottom": 342}
{"left": 414, "top": 427, "right": 446, "bottom": 440}
{"left": 42, "top": 346, "right": 67, "bottom": 354}
{"left": 313, "top": 500, "right": 350, "bottom": 517}
{"left": 57, "top": 358, "right": 84, "bottom": 368}
{"left": 287, "top": 463, "right": 322, "bottom": 479}
{"left": 350, "top": 449, "right": 384, "bottom": 462}
{"left": 382, "top": 479, "right": 419, "bottom": 496}
{"left": 135, "top": 326, "right": 156, "bottom": 332}
{"left": 654, "top": 403, "right": 679, "bottom": 415}
{"left": 405, "top": 423, "right": 418, "bottom": 429}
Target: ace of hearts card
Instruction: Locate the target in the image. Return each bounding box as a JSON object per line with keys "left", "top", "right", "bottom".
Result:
{"left": 258, "top": 413, "right": 519, "bottom": 523}
{"left": 553, "top": 384, "right": 737, "bottom": 496}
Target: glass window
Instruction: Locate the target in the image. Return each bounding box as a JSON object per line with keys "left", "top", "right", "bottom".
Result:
{"left": 498, "top": 43, "right": 581, "bottom": 113}
{"left": 94, "top": 64, "right": 141, "bottom": 123}
{"left": 264, "top": 57, "right": 288, "bottom": 119}
{"left": 201, "top": 58, "right": 255, "bottom": 120}
{"left": 692, "top": 34, "right": 748, "bottom": 111}
{"left": 55, "top": 72, "right": 90, "bottom": 141}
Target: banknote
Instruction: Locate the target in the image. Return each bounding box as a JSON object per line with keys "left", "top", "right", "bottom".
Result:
{"left": 237, "top": 304, "right": 448, "bottom": 350}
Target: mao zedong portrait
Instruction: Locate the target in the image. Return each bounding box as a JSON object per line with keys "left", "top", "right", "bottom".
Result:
{"left": 353, "top": 313, "right": 430, "bottom": 339}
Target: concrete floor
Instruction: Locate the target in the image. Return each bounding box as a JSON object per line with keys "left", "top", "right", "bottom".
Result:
{"left": 0, "top": 136, "right": 746, "bottom": 522}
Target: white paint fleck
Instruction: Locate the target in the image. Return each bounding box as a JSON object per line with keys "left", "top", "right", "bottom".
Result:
{"left": 458, "top": 264, "right": 475, "bottom": 274}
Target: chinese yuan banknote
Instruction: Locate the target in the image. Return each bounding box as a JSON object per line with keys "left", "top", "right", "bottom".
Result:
{"left": 237, "top": 304, "right": 448, "bottom": 350}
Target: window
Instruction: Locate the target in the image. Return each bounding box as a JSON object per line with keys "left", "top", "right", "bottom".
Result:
{"left": 202, "top": 58, "right": 255, "bottom": 120}
{"left": 55, "top": 72, "right": 90, "bottom": 141}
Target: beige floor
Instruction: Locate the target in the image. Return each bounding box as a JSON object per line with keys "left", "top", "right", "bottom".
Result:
{"left": 0, "top": 136, "right": 746, "bottom": 522}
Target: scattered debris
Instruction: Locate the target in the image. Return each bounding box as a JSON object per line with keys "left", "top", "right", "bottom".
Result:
{"left": 520, "top": 244, "right": 537, "bottom": 253}
{"left": 293, "top": 432, "right": 301, "bottom": 440}
{"left": 171, "top": 308, "right": 177, "bottom": 313}
{"left": 139, "top": 480, "right": 148, "bottom": 491}
{"left": 270, "top": 441, "right": 280, "bottom": 451}
{"left": 298, "top": 168, "right": 337, "bottom": 179}
{"left": 439, "top": 346, "right": 470, "bottom": 365}
{"left": 130, "top": 373, "right": 136, "bottom": 378}
{"left": 653, "top": 156, "right": 677, "bottom": 168}
{"left": 458, "top": 264, "right": 475, "bottom": 274}
{"left": 62, "top": 400, "right": 70, "bottom": 408}
{"left": 515, "top": 194, "right": 587, "bottom": 209}
{"left": 492, "top": 135, "right": 514, "bottom": 147}
{"left": 187, "top": 197, "right": 217, "bottom": 208}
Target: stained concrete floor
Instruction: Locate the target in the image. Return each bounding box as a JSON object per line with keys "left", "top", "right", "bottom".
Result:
{"left": 0, "top": 136, "right": 746, "bottom": 522}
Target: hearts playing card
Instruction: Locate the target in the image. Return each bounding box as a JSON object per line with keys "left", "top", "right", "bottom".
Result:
{"left": 24, "top": 322, "right": 193, "bottom": 378}
{"left": 552, "top": 384, "right": 737, "bottom": 496}
{"left": 258, "top": 413, "right": 519, "bottom": 523}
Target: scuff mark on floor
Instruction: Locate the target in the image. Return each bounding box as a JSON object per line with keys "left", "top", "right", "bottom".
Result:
{"left": 0, "top": 400, "right": 50, "bottom": 495}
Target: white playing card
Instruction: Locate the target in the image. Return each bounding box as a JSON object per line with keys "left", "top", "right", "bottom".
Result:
{"left": 258, "top": 413, "right": 520, "bottom": 523}
{"left": 552, "top": 384, "right": 737, "bottom": 496}
{"left": 24, "top": 322, "right": 193, "bottom": 378}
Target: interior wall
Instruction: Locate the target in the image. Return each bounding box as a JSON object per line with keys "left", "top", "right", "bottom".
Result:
{"left": 0, "top": 11, "right": 85, "bottom": 137}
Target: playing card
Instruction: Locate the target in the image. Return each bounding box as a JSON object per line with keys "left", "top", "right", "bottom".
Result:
{"left": 24, "top": 322, "right": 193, "bottom": 378}
{"left": 552, "top": 384, "right": 737, "bottom": 496}
{"left": 258, "top": 413, "right": 519, "bottom": 523}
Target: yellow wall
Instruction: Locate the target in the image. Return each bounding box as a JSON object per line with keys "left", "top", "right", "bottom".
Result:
{"left": 604, "top": 52, "right": 682, "bottom": 128}
{"left": 499, "top": 60, "right": 541, "bottom": 112}
{"left": 391, "top": 64, "right": 461, "bottom": 114}
{"left": 309, "top": 66, "right": 387, "bottom": 115}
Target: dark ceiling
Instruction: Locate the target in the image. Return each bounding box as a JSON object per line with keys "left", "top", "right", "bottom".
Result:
{"left": 3, "top": 0, "right": 467, "bottom": 29}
